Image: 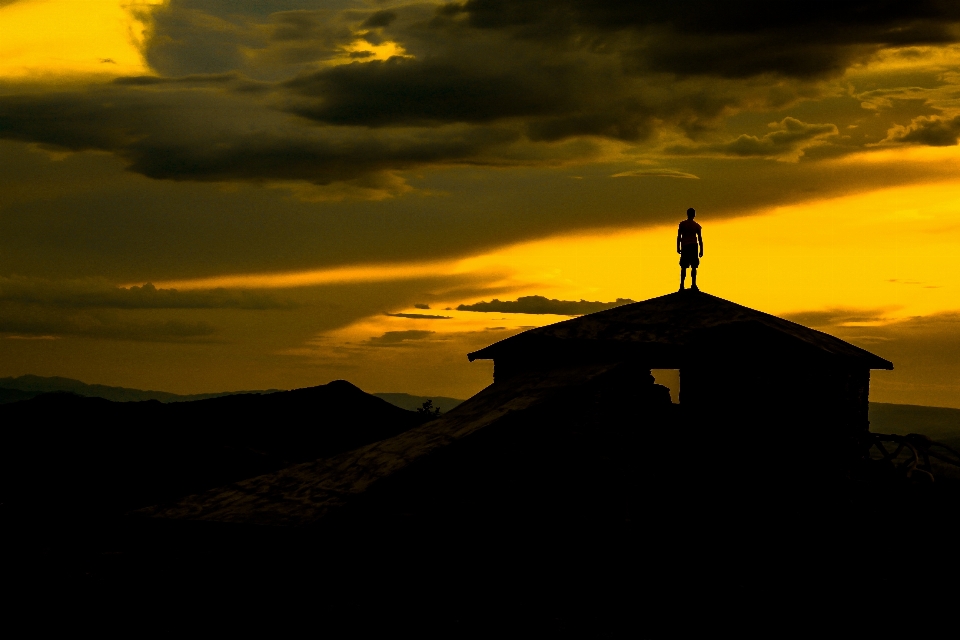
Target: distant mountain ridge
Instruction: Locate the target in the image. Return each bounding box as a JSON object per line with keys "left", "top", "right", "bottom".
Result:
{"left": 0, "top": 374, "right": 279, "bottom": 404}
{"left": 0, "top": 374, "right": 468, "bottom": 413}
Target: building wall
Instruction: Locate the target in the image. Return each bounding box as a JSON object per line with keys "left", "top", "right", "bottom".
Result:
{"left": 679, "top": 363, "right": 870, "bottom": 434}
{"left": 494, "top": 351, "right": 871, "bottom": 438}
{"left": 678, "top": 362, "right": 871, "bottom": 481}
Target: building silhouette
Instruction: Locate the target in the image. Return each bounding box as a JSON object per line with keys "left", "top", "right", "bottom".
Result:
{"left": 142, "top": 290, "right": 892, "bottom": 527}
{"left": 470, "top": 289, "right": 891, "bottom": 440}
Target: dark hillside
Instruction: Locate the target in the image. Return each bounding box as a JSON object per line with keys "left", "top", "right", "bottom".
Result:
{"left": 0, "top": 387, "right": 36, "bottom": 404}
{"left": 374, "top": 392, "right": 464, "bottom": 413}
{"left": 0, "top": 380, "right": 425, "bottom": 520}
{"left": 164, "top": 381, "right": 427, "bottom": 463}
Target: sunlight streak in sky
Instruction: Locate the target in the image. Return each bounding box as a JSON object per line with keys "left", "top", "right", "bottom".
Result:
{"left": 148, "top": 259, "right": 480, "bottom": 291}
{"left": 150, "top": 174, "right": 960, "bottom": 326}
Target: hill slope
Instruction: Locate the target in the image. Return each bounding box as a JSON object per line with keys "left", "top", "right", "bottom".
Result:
{"left": 0, "top": 380, "right": 426, "bottom": 518}
{"left": 373, "top": 392, "right": 464, "bottom": 413}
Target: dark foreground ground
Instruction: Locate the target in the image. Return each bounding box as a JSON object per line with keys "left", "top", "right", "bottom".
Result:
{"left": 6, "top": 475, "right": 957, "bottom": 631}
{"left": 3, "top": 388, "right": 958, "bottom": 630}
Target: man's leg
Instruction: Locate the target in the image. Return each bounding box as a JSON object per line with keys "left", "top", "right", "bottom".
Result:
{"left": 680, "top": 267, "right": 687, "bottom": 290}
{"left": 691, "top": 267, "right": 698, "bottom": 290}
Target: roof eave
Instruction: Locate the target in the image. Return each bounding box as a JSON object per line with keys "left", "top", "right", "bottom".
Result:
{"left": 467, "top": 346, "right": 499, "bottom": 361}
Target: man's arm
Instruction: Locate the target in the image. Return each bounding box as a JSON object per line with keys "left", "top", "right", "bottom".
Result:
{"left": 677, "top": 227, "right": 682, "bottom": 254}
{"left": 697, "top": 230, "right": 704, "bottom": 257}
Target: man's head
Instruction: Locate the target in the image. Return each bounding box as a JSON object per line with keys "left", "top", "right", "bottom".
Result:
{"left": 686, "top": 207, "right": 696, "bottom": 219}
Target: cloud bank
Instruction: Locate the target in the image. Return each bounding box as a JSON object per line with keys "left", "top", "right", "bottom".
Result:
{"left": 0, "top": 278, "right": 290, "bottom": 310}
{"left": 458, "top": 295, "right": 634, "bottom": 315}
{"left": 1, "top": 0, "right": 958, "bottom": 196}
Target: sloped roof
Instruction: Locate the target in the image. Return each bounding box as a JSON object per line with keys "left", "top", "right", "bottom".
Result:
{"left": 468, "top": 290, "right": 893, "bottom": 370}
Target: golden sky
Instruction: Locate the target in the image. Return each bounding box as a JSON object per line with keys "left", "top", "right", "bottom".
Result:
{"left": 4, "top": 1, "right": 960, "bottom": 406}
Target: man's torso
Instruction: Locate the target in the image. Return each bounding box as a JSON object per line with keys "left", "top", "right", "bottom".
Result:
{"left": 679, "top": 219, "right": 701, "bottom": 246}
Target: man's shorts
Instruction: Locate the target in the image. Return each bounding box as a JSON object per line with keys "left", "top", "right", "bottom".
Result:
{"left": 679, "top": 245, "right": 700, "bottom": 268}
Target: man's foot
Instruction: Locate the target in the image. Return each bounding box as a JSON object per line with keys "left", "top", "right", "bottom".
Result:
{"left": 679, "top": 285, "right": 685, "bottom": 291}
{"left": 691, "top": 284, "right": 700, "bottom": 291}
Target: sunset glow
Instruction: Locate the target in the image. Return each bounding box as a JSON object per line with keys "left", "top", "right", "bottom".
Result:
{"left": 4, "top": 1, "right": 960, "bottom": 406}
{"left": 0, "top": 0, "right": 158, "bottom": 78}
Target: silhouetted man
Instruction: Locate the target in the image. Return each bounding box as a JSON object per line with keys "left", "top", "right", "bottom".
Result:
{"left": 677, "top": 207, "right": 703, "bottom": 291}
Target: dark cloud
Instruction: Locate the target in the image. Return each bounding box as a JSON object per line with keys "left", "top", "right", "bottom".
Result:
{"left": 459, "top": 0, "right": 946, "bottom": 32}
{"left": 0, "top": 85, "right": 524, "bottom": 189}
{"left": 457, "top": 295, "right": 634, "bottom": 315}
{"left": 891, "top": 115, "right": 960, "bottom": 146}
{"left": 385, "top": 312, "right": 452, "bottom": 319}
{"left": 168, "top": 0, "right": 353, "bottom": 17}
{"left": 362, "top": 10, "right": 397, "bottom": 28}
{"left": 0, "top": 308, "right": 218, "bottom": 342}
{"left": 0, "top": 278, "right": 241, "bottom": 342}
{"left": 0, "top": 278, "right": 291, "bottom": 310}
{"left": 365, "top": 329, "right": 435, "bottom": 346}
{"left": 668, "top": 118, "right": 838, "bottom": 158}
{"left": 0, "top": 6, "right": 821, "bottom": 192}
{"left": 612, "top": 169, "right": 699, "bottom": 179}
{"left": 456, "top": 0, "right": 960, "bottom": 78}
{"left": 140, "top": 3, "right": 363, "bottom": 78}
{"left": 258, "top": 9, "right": 366, "bottom": 70}
{"left": 142, "top": 6, "right": 257, "bottom": 77}
{"left": 0, "top": 0, "right": 952, "bottom": 195}
{"left": 111, "top": 73, "right": 246, "bottom": 86}
{"left": 284, "top": 56, "right": 577, "bottom": 127}
{"left": 280, "top": 19, "right": 742, "bottom": 142}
